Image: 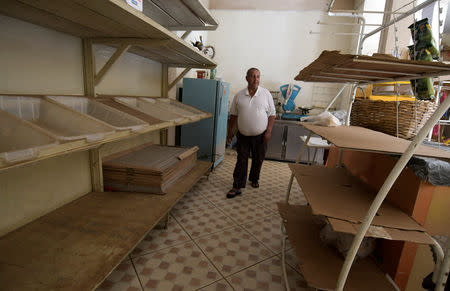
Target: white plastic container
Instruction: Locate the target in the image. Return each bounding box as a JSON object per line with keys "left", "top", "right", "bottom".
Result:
{"left": 0, "top": 110, "right": 58, "bottom": 164}
{"left": 0, "top": 96, "right": 115, "bottom": 142}
{"left": 114, "top": 97, "right": 185, "bottom": 123}
{"left": 46, "top": 96, "right": 147, "bottom": 132}
{"left": 140, "top": 97, "right": 207, "bottom": 120}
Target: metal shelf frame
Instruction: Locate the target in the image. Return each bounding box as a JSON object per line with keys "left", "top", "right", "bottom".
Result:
{"left": 281, "top": 1, "right": 450, "bottom": 289}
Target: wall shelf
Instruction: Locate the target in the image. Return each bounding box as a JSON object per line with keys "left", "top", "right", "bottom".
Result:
{"left": 0, "top": 161, "right": 211, "bottom": 291}
{"left": 0, "top": 95, "right": 212, "bottom": 172}
{"left": 0, "top": 0, "right": 217, "bottom": 68}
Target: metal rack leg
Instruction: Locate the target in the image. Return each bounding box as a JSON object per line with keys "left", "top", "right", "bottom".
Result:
{"left": 285, "top": 132, "right": 311, "bottom": 203}
{"left": 429, "top": 235, "right": 445, "bottom": 285}
{"left": 436, "top": 242, "right": 450, "bottom": 291}
{"left": 280, "top": 222, "right": 291, "bottom": 291}
{"left": 335, "top": 96, "right": 450, "bottom": 291}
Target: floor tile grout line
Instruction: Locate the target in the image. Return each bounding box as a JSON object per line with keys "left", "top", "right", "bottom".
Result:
{"left": 171, "top": 209, "right": 229, "bottom": 283}
{"left": 223, "top": 252, "right": 280, "bottom": 279}
{"left": 129, "top": 254, "right": 145, "bottom": 291}
{"left": 239, "top": 214, "right": 290, "bottom": 254}
{"left": 129, "top": 214, "right": 194, "bottom": 260}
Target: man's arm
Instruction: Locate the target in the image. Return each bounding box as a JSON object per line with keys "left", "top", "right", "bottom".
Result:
{"left": 227, "top": 115, "right": 237, "bottom": 144}
{"left": 264, "top": 115, "right": 275, "bottom": 143}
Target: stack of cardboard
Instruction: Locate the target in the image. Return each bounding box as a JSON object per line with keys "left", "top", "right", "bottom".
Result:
{"left": 103, "top": 144, "right": 198, "bottom": 194}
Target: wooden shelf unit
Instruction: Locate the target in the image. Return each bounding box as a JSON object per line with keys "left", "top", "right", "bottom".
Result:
{"left": 1, "top": 1, "right": 218, "bottom": 289}
{"left": 282, "top": 50, "right": 450, "bottom": 291}
{"left": 0, "top": 0, "right": 217, "bottom": 68}
{"left": 0, "top": 161, "right": 211, "bottom": 291}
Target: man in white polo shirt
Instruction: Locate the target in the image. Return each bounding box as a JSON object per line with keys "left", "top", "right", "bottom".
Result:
{"left": 226, "top": 67, "right": 276, "bottom": 198}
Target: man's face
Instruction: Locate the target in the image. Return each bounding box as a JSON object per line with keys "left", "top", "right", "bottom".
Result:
{"left": 246, "top": 69, "right": 260, "bottom": 89}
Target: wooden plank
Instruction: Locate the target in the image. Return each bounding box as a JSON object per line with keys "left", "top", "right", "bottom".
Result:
{"left": 301, "top": 124, "right": 450, "bottom": 159}
{"left": 94, "top": 44, "right": 130, "bottom": 86}
{"left": 82, "top": 38, "right": 95, "bottom": 97}
{"left": 278, "top": 203, "right": 396, "bottom": 291}
{"left": 150, "top": 0, "right": 205, "bottom": 26}
{"left": 0, "top": 0, "right": 101, "bottom": 38}
{"left": 182, "top": 0, "right": 219, "bottom": 25}
{"left": 0, "top": 161, "right": 211, "bottom": 291}
{"left": 91, "top": 38, "right": 170, "bottom": 47}
{"left": 17, "top": 0, "right": 143, "bottom": 37}
{"left": 142, "top": 0, "right": 180, "bottom": 27}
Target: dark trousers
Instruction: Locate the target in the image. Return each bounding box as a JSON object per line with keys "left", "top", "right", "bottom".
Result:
{"left": 233, "top": 131, "right": 267, "bottom": 189}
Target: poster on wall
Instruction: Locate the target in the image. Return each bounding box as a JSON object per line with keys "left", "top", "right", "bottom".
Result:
{"left": 126, "top": 0, "right": 143, "bottom": 12}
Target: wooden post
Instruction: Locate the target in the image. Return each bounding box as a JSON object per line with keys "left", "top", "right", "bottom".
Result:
{"left": 160, "top": 64, "right": 169, "bottom": 145}
{"left": 89, "top": 148, "right": 104, "bottom": 192}
{"left": 82, "top": 38, "right": 95, "bottom": 97}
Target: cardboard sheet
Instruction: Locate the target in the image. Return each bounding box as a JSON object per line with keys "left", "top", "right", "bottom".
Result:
{"left": 277, "top": 203, "right": 396, "bottom": 291}
{"left": 301, "top": 124, "right": 450, "bottom": 160}
{"left": 289, "top": 164, "right": 427, "bottom": 234}
{"left": 327, "top": 218, "right": 433, "bottom": 244}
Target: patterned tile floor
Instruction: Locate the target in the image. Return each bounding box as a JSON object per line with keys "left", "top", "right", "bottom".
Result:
{"left": 97, "top": 152, "right": 308, "bottom": 291}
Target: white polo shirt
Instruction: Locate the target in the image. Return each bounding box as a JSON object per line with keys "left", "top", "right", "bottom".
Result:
{"left": 230, "top": 86, "right": 276, "bottom": 136}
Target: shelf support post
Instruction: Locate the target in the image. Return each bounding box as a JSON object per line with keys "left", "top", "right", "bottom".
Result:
{"left": 160, "top": 64, "right": 169, "bottom": 145}
{"left": 89, "top": 148, "right": 104, "bottom": 192}
{"left": 82, "top": 38, "right": 95, "bottom": 97}
{"left": 335, "top": 96, "right": 450, "bottom": 291}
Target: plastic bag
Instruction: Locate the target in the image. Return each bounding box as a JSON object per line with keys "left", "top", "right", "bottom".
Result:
{"left": 301, "top": 111, "right": 341, "bottom": 127}
{"left": 408, "top": 18, "right": 439, "bottom": 60}
{"left": 408, "top": 46, "right": 435, "bottom": 100}
{"left": 319, "top": 224, "right": 376, "bottom": 260}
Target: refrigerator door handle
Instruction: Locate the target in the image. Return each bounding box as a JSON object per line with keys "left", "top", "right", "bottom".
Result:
{"left": 218, "top": 83, "right": 223, "bottom": 114}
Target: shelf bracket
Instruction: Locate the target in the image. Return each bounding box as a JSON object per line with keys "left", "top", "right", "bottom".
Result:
{"left": 181, "top": 30, "right": 192, "bottom": 40}
{"left": 94, "top": 44, "right": 130, "bottom": 86}
{"left": 168, "top": 67, "right": 192, "bottom": 90}
{"left": 82, "top": 38, "right": 95, "bottom": 97}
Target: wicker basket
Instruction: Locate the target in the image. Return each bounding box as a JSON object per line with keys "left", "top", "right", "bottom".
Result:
{"left": 350, "top": 98, "right": 438, "bottom": 139}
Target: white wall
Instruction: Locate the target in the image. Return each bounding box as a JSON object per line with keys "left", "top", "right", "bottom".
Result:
{"left": 207, "top": 10, "right": 356, "bottom": 109}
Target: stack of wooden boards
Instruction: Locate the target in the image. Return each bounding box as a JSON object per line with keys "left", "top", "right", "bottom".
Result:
{"left": 103, "top": 144, "right": 199, "bottom": 194}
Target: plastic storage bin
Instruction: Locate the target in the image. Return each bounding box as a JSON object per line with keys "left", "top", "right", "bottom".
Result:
{"left": 141, "top": 97, "right": 207, "bottom": 120}
{"left": 114, "top": 97, "right": 185, "bottom": 122}
{"left": 0, "top": 110, "right": 58, "bottom": 163}
{"left": 0, "top": 96, "right": 115, "bottom": 142}
{"left": 46, "top": 96, "right": 148, "bottom": 132}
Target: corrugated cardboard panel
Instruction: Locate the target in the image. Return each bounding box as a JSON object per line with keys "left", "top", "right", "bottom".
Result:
{"left": 327, "top": 218, "right": 433, "bottom": 244}
{"left": 289, "top": 164, "right": 425, "bottom": 232}
{"left": 301, "top": 124, "right": 450, "bottom": 160}
{"left": 278, "top": 203, "right": 396, "bottom": 291}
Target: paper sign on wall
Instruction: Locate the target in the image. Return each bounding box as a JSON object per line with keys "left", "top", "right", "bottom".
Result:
{"left": 126, "top": 0, "right": 143, "bottom": 12}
